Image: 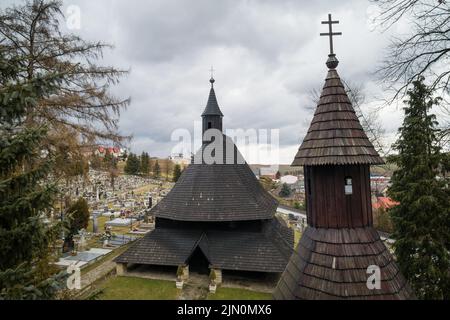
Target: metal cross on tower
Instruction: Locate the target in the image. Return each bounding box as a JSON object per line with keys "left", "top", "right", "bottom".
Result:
{"left": 210, "top": 66, "right": 215, "bottom": 87}
{"left": 320, "top": 14, "right": 342, "bottom": 56}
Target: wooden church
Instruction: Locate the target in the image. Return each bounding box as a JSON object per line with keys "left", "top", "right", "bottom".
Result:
{"left": 273, "top": 15, "right": 414, "bottom": 300}
{"left": 115, "top": 77, "right": 293, "bottom": 279}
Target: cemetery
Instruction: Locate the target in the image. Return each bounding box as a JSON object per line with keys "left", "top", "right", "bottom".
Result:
{"left": 3, "top": 0, "right": 447, "bottom": 303}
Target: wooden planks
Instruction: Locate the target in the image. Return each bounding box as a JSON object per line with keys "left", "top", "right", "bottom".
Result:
{"left": 273, "top": 226, "right": 415, "bottom": 300}
{"left": 305, "top": 165, "right": 372, "bottom": 229}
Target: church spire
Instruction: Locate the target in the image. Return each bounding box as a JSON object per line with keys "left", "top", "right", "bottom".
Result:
{"left": 202, "top": 74, "right": 223, "bottom": 135}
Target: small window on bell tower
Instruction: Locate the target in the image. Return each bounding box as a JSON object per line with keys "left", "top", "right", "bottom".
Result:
{"left": 345, "top": 177, "right": 353, "bottom": 195}
{"left": 208, "top": 122, "right": 212, "bottom": 129}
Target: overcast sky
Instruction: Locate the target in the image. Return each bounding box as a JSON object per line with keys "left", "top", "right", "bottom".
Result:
{"left": 6, "top": 0, "right": 412, "bottom": 164}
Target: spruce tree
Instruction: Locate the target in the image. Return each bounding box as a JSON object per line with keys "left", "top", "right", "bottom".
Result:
{"left": 140, "top": 152, "right": 150, "bottom": 176}
{"left": 124, "top": 153, "right": 140, "bottom": 176}
{"left": 0, "top": 54, "right": 64, "bottom": 299}
{"left": 388, "top": 77, "right": 450, "bottom": 300}
{"left": 279, "top": 183, "right": 292, "bottom": 198}
{"left": 173, "top": 164, "right": 182, "bottom": 182}
{"left": 154, "top": 161, "right": 161, "bottom": 179}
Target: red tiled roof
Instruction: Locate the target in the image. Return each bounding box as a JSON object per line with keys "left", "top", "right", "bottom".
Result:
{"left": 373, "top": 197, "right": 399, "bottom": 210}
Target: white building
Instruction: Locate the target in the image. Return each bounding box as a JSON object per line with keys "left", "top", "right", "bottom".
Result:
{"left": 280, "top": 175, "right": 298, "bottom": 185}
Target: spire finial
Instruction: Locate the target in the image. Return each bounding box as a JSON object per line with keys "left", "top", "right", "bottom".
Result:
{"left": 210, "top": 66, "right": 215, "bottom": 87}
{"left": 320, "top": 13, "right": 342, "bottom": 69}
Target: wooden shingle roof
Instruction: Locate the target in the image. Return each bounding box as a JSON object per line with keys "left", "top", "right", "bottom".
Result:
{"left": 115, "top": 218, "right": 294, "bottom": 273}
{"left": 202, "top": 79, "right": 223, "bottom": 117}
{"left": 293, "top": 69, "right": 384, "bottom": 166}
{"left": 273, "top": 226, "right": 415, "bottom": 300}
{"left": 151, "top": 137, "right": 278, "bottom": 222}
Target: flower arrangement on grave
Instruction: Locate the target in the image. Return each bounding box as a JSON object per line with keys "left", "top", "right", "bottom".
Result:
{"left": 101, "top": 227, "right": 115, "bottom": 243}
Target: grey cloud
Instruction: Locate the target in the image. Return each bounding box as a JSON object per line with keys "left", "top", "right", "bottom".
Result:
{"left": 3, "top": 0, "right": 403, "bottom": 162}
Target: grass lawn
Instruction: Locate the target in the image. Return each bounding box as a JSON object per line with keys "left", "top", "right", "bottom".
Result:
{"left": 85, "top": 276, "right": 272, "bottom": 300}
{"left": 95, "top": 276, "right": 180, "bottom": 300}
{"left": 294, "top": 230, "right": 302, "bottom": 247}
{"left": 207, "top": 287, "right": 272, "bottom": 300}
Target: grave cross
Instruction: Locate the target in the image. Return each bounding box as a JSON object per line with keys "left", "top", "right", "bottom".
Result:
{"left": 320, "top": 13, "right": 342, "bottom": 55}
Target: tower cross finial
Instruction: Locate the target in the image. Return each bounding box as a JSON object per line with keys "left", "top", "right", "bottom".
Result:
{"left": 320, "top": 13, "right": 342, "bottom": 56}
{"left": 209, "top": 66, "right": 215, "bottom": 87}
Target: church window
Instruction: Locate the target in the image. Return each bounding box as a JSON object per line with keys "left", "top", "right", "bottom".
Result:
{"left": 345, "top": 177, "right": 353, "bottom": 195}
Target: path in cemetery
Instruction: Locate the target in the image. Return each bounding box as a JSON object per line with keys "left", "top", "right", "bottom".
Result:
{"left": 179, "top": 273, "right": 209, "bottom": 300}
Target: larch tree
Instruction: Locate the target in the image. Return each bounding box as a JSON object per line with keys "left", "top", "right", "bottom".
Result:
{"left": 103, "top": 150, "right": 118, "bottom": 190}
{"left": 372, "top": 0, "right": 450, "bottom": 98}
{"left": 388, "top": 76, "right": 450, "bottom": 300}
{"left": 0, "top": 0, "right": 130, "bottom": 179}
{"left": 371, "top": 0, "right": 450, "bottom": 149}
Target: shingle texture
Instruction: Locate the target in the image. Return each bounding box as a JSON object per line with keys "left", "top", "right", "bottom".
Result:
{"left": 293, "top": 69, "right": 384, "bottom": 166}
{"left": 151, "top": 138, "right": 278, "bottom": 222}
{"left": 273, "top": 226, "right": 415, "bottom": 300}
{"left": 115, "top": 218, "right": 294, "bottom": 273}
{"left": 202, "top": 86, "right": 223, "bottom": 117}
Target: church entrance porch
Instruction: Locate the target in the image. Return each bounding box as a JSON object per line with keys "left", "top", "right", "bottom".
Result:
{"left": 124, "top": 264, "right": 178, "bottom": 282}
{"left": 187, "top": 247, "right": 210, "bottom": 275}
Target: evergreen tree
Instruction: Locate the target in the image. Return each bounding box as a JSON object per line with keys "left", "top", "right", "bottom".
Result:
{"left": 124, "top": 153, "right": 140, "bottom": 176}
{"left": 388, "top": 77, "right": 450, "bottom": 300}
{"left": 173, "top": 164, "right": 182, "bottom": 182}
{"left": 154, "top": 160, "right": 161, "bottom": 179}
{"left": 140, "top": 152, "right": 150, "bottom": 176}
{"left": 63, "top": 198, "right": 90, "bottom": 252}
{"left": 0, "top": 53, "right": 64, "bottom": 299}
{"left": 165, "top": 159, "right": 173, "bottom": 181}
{"left": 279, "top": 183, "right": 292, "bottom": 198}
